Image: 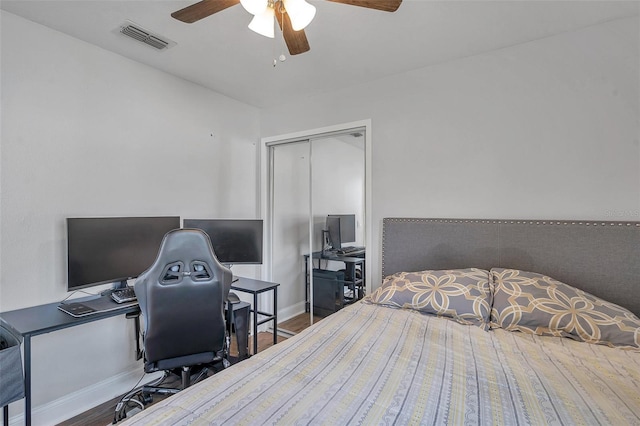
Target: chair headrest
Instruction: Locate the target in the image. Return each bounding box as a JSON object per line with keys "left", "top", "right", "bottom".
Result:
{"left": 146, "top": 228, "right": 223, "bottom": 285}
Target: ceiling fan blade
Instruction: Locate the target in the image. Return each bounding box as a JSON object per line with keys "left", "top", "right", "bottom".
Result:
{"left": 326, "top": 0, "right": 402, "bottom": 12}
{"left": 171, "top": 0, "right": 240, "bottom": 23}
{"left": 275, "top": 10, "right": 311, "bottom": 56}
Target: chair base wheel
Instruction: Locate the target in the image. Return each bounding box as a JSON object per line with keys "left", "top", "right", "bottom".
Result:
{"left": 141, "top": 392, "right": 153, "bottom": 405}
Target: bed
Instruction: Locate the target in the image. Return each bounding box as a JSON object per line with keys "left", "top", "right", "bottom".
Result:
{"left": 122, "top": 218, "right": 640, "bottom": 425}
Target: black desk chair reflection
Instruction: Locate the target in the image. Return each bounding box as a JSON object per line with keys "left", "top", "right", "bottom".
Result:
{"left": 114, "top": 229, "right": 233, "bottom": 422}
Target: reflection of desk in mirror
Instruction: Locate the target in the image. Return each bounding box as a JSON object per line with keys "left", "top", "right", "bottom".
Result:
{"left": 303, "top": 250, "right": 365, "bottom": 314}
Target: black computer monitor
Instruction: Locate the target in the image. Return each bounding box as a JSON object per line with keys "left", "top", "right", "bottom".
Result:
{"left": 66, "top": 216, "right": 180, "bottom": 291}
{"left": 183, "top": 219, "right": 263, "bottom": 265}
{"left": 326, "top": 216, "right": 341, "bottom": 250}
{"left": 326, "top": 214, "right": 356, "bottom": 249}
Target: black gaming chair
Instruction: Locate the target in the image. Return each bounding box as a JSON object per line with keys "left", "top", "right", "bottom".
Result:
{"left": 114, "top": 228, "right": 233, "bottom": 422}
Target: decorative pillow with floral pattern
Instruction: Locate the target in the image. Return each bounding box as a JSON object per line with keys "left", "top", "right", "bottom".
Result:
{"left": 366, "top": 268, "right": 492, "bottom": 329}
{"left": 491, "top": 268, "right": 640, "bottom": 350}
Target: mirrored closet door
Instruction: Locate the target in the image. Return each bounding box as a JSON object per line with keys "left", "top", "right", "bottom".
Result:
{"left": 269, "top": 140, "right": 311, "bottom": 333}
{"left": 267, "top": 127, "right": 366, "bottom": 333}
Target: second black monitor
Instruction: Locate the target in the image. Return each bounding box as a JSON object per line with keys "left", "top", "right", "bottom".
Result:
{"left": 184, "top": 219, "right": 263, "bottom": 265}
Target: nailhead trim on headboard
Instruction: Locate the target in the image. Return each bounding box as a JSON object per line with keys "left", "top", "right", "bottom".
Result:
{"left": 382, "top": 218, "right": 639, "bottom": 270}
{"left": 383, "top": 218, "right": 639, "bottom": 226}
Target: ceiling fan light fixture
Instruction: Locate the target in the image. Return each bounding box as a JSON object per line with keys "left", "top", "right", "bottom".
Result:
{"left": 248, "top": 7, "right": 275, "bottom": 38}
{"left": 240, "top": 0, "right": 269, "bottom": 15}
{"left": 282, "top": 0, "right": 316, "bottom": 31}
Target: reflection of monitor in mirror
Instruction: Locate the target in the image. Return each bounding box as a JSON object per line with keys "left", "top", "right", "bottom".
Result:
{"left": 183, "top": 219, "right": 263, "bottom": 265}
{"left": 326, "top": 214, "right": 356, "bottom": 249}
{"left": 67, "top": 216, "right": 180, "bottom": 291}
{"left": 326, "top": 216, "right": 341, "bottom": 250}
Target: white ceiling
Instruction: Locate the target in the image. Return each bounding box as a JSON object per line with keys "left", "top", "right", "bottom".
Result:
{"left": 2, "top": 0, "right": 638, "bottom": 108}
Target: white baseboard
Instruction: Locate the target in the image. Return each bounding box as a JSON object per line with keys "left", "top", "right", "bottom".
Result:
{"left": 276, "top": 301, "right": 306, "bottom": 326}
{"left": 8, "top": 366, "right": 163, "bottom": 426}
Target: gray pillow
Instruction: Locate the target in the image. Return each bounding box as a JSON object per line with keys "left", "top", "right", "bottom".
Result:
{"left": 491, "top": 268, "right": 640, "bottom": 350}
{"left": 366, "top": 268, "right": 492, "bottom": 329}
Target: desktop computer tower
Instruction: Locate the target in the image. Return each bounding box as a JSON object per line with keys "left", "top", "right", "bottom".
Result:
{"left": 312, "top": 269, "right": 346, "bottom": 317}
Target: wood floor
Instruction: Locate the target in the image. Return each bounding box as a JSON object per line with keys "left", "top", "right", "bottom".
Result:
{"left": 57, "top": 313, "right": 320, "bottom": 426}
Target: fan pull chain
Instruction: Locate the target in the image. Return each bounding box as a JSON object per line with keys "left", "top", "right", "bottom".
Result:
{"left": 272, "top": 16, "right": 277, "bottom": 67}
{"left": 273, "top": 3, "right": 287, "bottom": 67}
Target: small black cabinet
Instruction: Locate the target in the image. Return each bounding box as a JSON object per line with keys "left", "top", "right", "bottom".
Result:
{"left": 304, "top": 251, "right": 366, "bottom": 315}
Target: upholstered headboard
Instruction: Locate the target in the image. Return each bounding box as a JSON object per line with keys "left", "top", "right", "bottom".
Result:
{"left": 382, "top": 218, "right": 640, "bottom": 316}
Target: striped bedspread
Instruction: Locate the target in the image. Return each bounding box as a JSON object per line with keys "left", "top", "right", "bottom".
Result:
{"left": 123, "top": 301, "right": 640, "bottom": 425}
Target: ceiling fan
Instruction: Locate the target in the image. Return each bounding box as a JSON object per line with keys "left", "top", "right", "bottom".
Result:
{"left": 171, "top": 0, "right": 402, "bottom": 56}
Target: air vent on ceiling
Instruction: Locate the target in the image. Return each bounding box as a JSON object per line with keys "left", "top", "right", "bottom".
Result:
{"left": 115, "top": 21, "right": 176, "bottom": 51}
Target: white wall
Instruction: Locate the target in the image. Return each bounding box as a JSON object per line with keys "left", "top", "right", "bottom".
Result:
{"left": 270, "top": 142, "right": 310, "bottom": 320}
{"left": 1, "top": 11, "right": 261, "bottom": 423}
{"left": 261, "top": 16, "right": 640, "bottom": 289}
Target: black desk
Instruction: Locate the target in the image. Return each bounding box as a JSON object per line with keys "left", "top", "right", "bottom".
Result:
{"left": 0, "top": 296, "right": 139, "bottom": 426}
{"left": 304, "top": 250, "right": 366, "bottom": 312}
{"left": 231, "top": 277, "right": 280, "bottom": 354}
{"left": 0, "top": 295, "right": 250, "bottom": 426}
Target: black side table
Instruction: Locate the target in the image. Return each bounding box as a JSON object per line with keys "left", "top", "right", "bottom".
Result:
{"left": 231, "top": 277, "right": 280, "bottom": 354}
